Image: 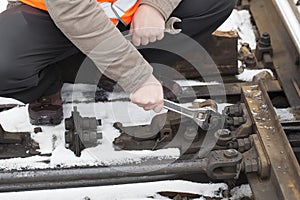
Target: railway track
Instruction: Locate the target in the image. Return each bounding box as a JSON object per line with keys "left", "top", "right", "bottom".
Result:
{"left": 0, "top": 0, "right": 300, "bottom": 199}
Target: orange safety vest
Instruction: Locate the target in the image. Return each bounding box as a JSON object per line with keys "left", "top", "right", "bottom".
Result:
{"left": 19, "top": 0, "right": 140, "bottom": 25}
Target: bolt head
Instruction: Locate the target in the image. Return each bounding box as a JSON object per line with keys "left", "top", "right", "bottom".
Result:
{"left": 224, "top": 149, "right": 238, "bottom": 158}
{"left": 217, "top": 129, "right": 231, "bottom": 138}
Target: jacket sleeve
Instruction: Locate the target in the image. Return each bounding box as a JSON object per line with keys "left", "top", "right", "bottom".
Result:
{"left": 44, "top": 0, "right": 153, "bottom": 93}
{"left": 140, "top": 0, "right": 182, "bottom": 20}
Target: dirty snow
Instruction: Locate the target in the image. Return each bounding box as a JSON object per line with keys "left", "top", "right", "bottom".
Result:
{"left": 0, "top": 99, "right": 179, "bottom": 170}
{"left": 275, "top": 108, "right": 296, "bottom": 121}
{"left": 0, "top": 84, "right": 252, "bottom": 199}
{"left": 0, "top": 87, "right": 253, "bottom": 200}
{"left": 236, "top": 68, "right": 274, "bottom": 82}
{"left": 230, "top": 184, "right": 253, "bottom": 200}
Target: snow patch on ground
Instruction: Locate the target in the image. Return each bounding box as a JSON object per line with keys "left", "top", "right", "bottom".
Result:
{"left": 0, "top": 181, "right": 228, "bottom": 200}
{"left": 0, "top": 100, "right": 178, "bottom": 170}
{"left": 0, "top": 97, "right": 24, "bottom": 105}
{"left": 230, "top": 184, "right": 253, "bottom": 200}
{"left": 236, "top": 68, "right": 274, "bottom": 82}
{"left": 275, "top": 108, "right": 296, "bottom": 121}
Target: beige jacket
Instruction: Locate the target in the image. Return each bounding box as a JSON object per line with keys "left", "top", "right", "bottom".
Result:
{"left": 44, "top": 0, "right": 182, "bottom": 93}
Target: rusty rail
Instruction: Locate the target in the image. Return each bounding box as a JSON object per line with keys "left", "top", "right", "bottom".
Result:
{"left": 242, "top": 81, "right": 300, "bottom": 200}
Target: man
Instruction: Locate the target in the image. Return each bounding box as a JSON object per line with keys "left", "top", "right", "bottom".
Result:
{"left": 0, "top": 0, "right": 236, "bottom": 125}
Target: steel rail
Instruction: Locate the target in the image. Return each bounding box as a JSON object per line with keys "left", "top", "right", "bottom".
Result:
{"left": 243, "top": 81, "right": 300, "bottom": 200}
{"left": 250, "top": 0, "right": 300, "bottom": 107}
{"left": 273, "top": 0, "right": 300, "bottom": 55}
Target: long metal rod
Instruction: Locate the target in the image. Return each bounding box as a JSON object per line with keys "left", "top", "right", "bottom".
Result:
{"left": 0, "top": 174, "right": 177, "bottom": 192}
{"left": 0, "top": 158, "right": 207, "bottom": 192}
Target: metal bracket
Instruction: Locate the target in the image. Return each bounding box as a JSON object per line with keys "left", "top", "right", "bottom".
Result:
{"left": 65, "top": 107, "right": 102, "bottom": 157}
{"left": 0, "top": 124, "right": 40, "bottom": 158}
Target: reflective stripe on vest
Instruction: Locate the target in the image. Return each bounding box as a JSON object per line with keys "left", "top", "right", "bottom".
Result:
{"left": 19, "top": 0, "right": 140, "bottom": 25}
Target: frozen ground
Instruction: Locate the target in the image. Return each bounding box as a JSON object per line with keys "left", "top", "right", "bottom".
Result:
{"left": 0, "top": 181, "right": 252, "bottom": 200}
{"left": 0, "top": 86, "right": 252, "bottom": 199}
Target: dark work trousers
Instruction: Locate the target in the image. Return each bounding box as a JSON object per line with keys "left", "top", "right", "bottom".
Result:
{"left": 0, "top": 0, "right": 236, "bottom": 103}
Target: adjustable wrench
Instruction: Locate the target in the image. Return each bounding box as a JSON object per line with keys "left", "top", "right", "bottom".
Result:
{"left": 163, "top": 99, "right": 217, "bottom": 130}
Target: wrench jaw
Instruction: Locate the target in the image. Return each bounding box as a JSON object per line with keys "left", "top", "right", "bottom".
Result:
{"left": 165, "top": 17, "right": 182, "bottom": 35}
{"left": 194, "top": 110, "right": 224, "bottom": 131}
{"left": 193, "top": 111, "right": 208, "bottom": 130}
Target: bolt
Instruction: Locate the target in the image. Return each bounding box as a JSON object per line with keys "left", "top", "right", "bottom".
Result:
{"left": 197, "top": 112, "right": 205, "bottom": 119}
{"left": 244, "top": 55, "right": 257, "bottom": 68}
{"left": 96, "top": 131, "right": 103, "bottom": 140}
{"left": 259, "top": 32, "right": 271, "bottom": 47}
{"left": 217, "top": 129, "right": 231, "bottom": 138}
{"left": 224, "top": 149, "right": 238, "bottom": 158}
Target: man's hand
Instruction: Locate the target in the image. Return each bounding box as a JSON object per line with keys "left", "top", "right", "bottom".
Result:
{"left": 130, "top": 74, "right": 164, "bottom": 113}
{"left": 130, "top": 4, "right": 165, "bottom": 46}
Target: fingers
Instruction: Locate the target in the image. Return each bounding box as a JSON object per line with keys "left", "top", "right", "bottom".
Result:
{"left": 131, "top": 28, "right": 164, "bottom": 46}
{"left": 141, "top": 101, "right": 164, "bottom": 113}
{"left": 130, "top": 75, "right": 164, "bottom": 113}
{"left": 131, "top": 96, "right": 164, "bottom": 113}
{"left": 156, "top": 31, "right": 164, "bottom": 41}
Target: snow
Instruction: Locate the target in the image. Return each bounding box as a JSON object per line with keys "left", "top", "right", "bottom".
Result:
{"left": 275, "top": 108, "right": 296, "bottom": 121}
{"left": 0, "top": 180, "right": 253, "bottom": 200}
{"left": 236, "top": 68, "right": 274, "bottom": 82}
{"left": 0, "top": 100, "right": 179, "bottom": 170}
{"left": 175, "top": 80, "right": 219, "bottom": 87}
{"left": 0, "top": 1, "right": 7, "bottom": 13}
{"left": 218, "top": 9, "right": 257, "bottom": 50}
{"left": 230, "top": 184, "right": 253, "bottom": 200}
{"left": 0, "top": 181, "right": 228, "bottom": 200}
{"left": 0, "top": 97, "right": 24, "bottom": 105}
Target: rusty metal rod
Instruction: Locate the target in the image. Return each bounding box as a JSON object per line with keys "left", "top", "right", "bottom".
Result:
{"left": 0, "top": 159, "right": 208, "bottom": 192}
{"left": 0, "top": 174, "right": 177, "bottom": 192}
